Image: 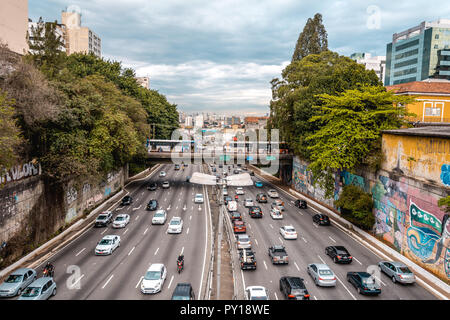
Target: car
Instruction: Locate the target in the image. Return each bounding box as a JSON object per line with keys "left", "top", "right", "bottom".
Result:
{"left": 146, "top": 199, "right": 158, "bottom": 211}
{"left": 378, "top": 261, "right": 416, "bottom": 284}
{"left": 270, "top": 208, "right": 283, "bottom": 220}
{"left": 230, "top": 211, "right": 242, "bottom": 221}
{"left": 152, "top": 210, "right": 167, "bottom": 225}
{"left": 313, "top": 214, "right": 331, "bottom": 226}
{"left": 18, "top": 277, "right": 56, "bottom": 300}
{"left": 239, "top": 249, "right": 256, "bottom": 270}
{"left": 295, "top": 199, "right": 307, "bottom": 209}
{"left": 95, "top": 235, "right": 121, "bottom": 255}
{"left": 235, "top": 187, "right": 244, "bottom": 195}
{"left": 167, "top": 217, "right": 183, "bottom": 234}
{"left": 171, "top": 283, "right": 195, "bottom": 300}
{"left": 162, "top": 181, "right": 170, "bottom": 189}
{"left": 268, "top": 245, "right": 289, "bottom": 264}
{"left": 227, "top": 200, "right": 237, "bottom": 212}
{"left": 159, "top": 171, "right": 166, "bottom": 177}
{"left": 244, "top": 198, "right": 254, "bottom": 207}
{"left": 249, "top": 171, "right": 255, "bottom": 176}
{"left": 254, "top": 181, "right": 263, "bottom": 188}
{"left": 186, "top": 176, "right": 191, "bottom": 182}
{"left": 224, "top": 196, "right": 233, "bottom": 205}
{"left": 94, "top": 211, "right": 113, "bottom": 227}
{"left": 0, "top": 268, "right": 37, "bottom": 297}
{"left": 121, "top": 195, "right": 132, "bottom": 205}
{"left": 233, "top": 220, "right": 246, "bottom": 233}
{"left": 271, "top": 199, "right": 285, "bottom": 211}
{"left": 325, "top": 246, "right": 353, "bottom": 264}
{"left": 194, "top": 193, "right": 204, "bottom": 204}
{"left": 223, "top": 189, "right": 228, "bottom": 196}
{"left": 307, "top": 263, "right": 337, "bottom": 287}
{"left": 256, "top": 193, "right": 267, "bottom": 203}
{"left": 141, "top": 263, "right": 167, "bottom": 294}
{"left": 248, "top": 206, "right": 263, "bottom": 218}
{"left": 236, "top": 234, "right": 251, "bottom": 250}
{"left": 219, "top": 164, "right": 223, "bottom": 168}
{"left": 279, "top": 276, "right": 310, "bottom": 300}
{"left": 212, "top": 167, "right": 217, "bottom": 173}
{"left": 147, "top": 182, "right": 158, "bottom": 191}
{"left": 112, "top": 214, "right": 130, "bottom": 228}
{"left": 174, "top": 164, "right": 180, "bottom": 170}
{"left": 267, "top": 189, "right": 279, "bottom": 198}
{"left": 245, "top": 286, "right": 269, "bottom": 300}
{"left": 280, "top": 226, "right": 298, "bottom": 240}
{"left": 347, "top": 272, "right": 381, "bottom": 295}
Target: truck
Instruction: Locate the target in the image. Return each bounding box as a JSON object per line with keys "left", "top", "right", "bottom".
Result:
{"left": 268, "top": 245, "right": 289, "bottom": 264}
{"left": 227, "top": 200, "right": 237, "bottom": 212}
{"left": 239, "top": 249, "right": 257, "bottom": 270}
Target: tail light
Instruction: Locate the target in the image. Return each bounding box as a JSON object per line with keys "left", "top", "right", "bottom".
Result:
{"left": 332, "top": 277, "right": 336, "bottom": 280}
{"left": 348, "top": 256, "right": 352, "bottom": 259}
{"left": 337, "top": 255, "right": 342, "bottom": 259}
{"left": 318, "top": 277, "right": 324, "bottom": 281}
{"left": 288, "top": 294, "right": 295, "bottom": 298}
{"left": 304, "top": 294, "right": 310, "bottom": 299}
{"left": 399, "top": 274, "right": 403, "bottom": 279}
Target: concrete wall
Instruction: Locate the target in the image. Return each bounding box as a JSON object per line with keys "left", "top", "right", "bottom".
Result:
{"left": 0, "top": 0, "right": 29, "bottom": 55}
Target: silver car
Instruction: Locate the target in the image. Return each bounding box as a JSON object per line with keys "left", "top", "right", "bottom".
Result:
{"left": 307, "top": 263, "right": 337, "bottom": 287}
{"left": 236, "top": 234, "right": 251, "bottom": 250}
{"left": 0, "top": 268, "right": 37, "bottom": 297}
{"left": 378, "top": 261, "right": 416, "bottom": 284}
{"left": 18, "top": 277, "right": 56, "bottom": 300}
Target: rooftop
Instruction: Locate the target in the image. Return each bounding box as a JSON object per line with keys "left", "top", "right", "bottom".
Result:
{"left": 383, "top": 126, "right": 450, "bottom": 138}
{"left": 386, "top": 79, "right": 450, "bottom": 95}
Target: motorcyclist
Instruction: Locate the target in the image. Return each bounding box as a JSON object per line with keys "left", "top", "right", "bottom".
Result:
{"left": 43, "top": 261, "right": 54, "bottom": 277}
{"left": 177, "top": 254, "right": 184, "bottom": 271}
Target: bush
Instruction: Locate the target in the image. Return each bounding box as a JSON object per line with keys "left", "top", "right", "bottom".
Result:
{"left": 335, "top": 185, "right": 375, "bottom": 230}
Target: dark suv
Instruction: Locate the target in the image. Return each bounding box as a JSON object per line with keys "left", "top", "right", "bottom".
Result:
{"left": 256, "top": 193, "right": 267, "bottom": 203}
{"left": 146, "top": 199, "right": 158, "bottom": 211}
{"left": 121, "top": 195, "right": 132, "bottom": 205}
{"left": 313, "top": 214, "right": 330, "bottom": 226}
{"left": 249, "top": 206, "right": 263, "bottom": 218}
{"left": 147, "top": 182, "right": 157, "bottom": 191}
{"left": 279, "top": 276, "right": 310, "bottom": 300}
{"left": 326, "top": 246, "right": 353, "bottom": 264}
{"left": 295, "top": 199, "right": 307, "bottom": 209}
{"left": 171, "top": 283, "right": 195, "bottom": 300}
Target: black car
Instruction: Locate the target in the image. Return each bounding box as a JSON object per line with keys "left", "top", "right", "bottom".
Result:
{"left": 325, "top": 246, "right": 353, "bottom": 264}
{"left": 249, "top": 171, "right": 255, "bottom": 176}
{"left": 212, "top": 167, "right": 217, "bottom": 173}
{"left": 256, "top": 193, "right": 267, "bottom": 203}
{"left": 147, "top": 182, "right": 157, "bottom": 191}
{"left": 279, "top": 276, "right": 310, "bottom": 300}
{"left": 171, "top": 283, "right": 195, "bottom": 300}
{"left": 146, "top": 199, "right": 158, "bottom": 211}
{"left": 224, "top": 196, "right": 233, "bottom": 205}
{"left": 174, "top": 164, "right": 181, "bottom": 170}
{"left": 121, "top": 195, "right": 132, "bottom": 205}
{"left": 249, "top": 206, "right": 263, "bottom": 218}
{"left": 347, "top": 272, "right": 381, "bottom": 295}
{"left": 313, "top": 214, "right": 330, "bottom": 226}
{"left": 295, "top": 199, "right": 307, "bottom": 209}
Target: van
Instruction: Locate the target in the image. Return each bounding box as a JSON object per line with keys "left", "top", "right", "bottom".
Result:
{"left": 227, "top": 200, "right": 237, "bottom": 212}
{"left": 171, "top": 283, "right": 195, "bottom": 300}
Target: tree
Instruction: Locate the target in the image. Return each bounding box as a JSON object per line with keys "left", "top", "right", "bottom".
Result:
{"left": 292, "top": 13, "right": 328, "bottom": 62}
{"left": 306, "top": 85, "right": 415, "bottom": 197}
{"left": 335, "top": 185, "right": 375, "bottom": 230}
{"left": 0, "top": 90, "right": 22, "bottom": 170}
{"left": 438, "top": 196, "right": 450, "bottom": 213}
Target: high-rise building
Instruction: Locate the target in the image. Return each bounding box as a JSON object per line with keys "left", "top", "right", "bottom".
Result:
{"left": 185, "top": 116, "right": 193, "bottom": 127}
{"left": 385, "top": 19, "right": 450, "bottom": 86}
{"left": 61, "top": 10, "right": 101, "bottom": 57}
{"left": 350, "top": 52, "right": 386, "bottom": 83}
{"left": 0, "top": 0, "right": 28, "bottom": 55}
{"left": 194, "top": 114, "right": 204, "bottom": 128}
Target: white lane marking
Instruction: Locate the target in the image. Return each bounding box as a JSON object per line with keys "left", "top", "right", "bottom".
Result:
{"left": 135, "top": 215, "right": 140, "bottom": 221}
{"left": 353, "top": 257, "right": 363, "bottom": 265}
{"left": 189, "top": 215, "right": 192, "bottom": 221}
{"left": 176, "top": 206, "right": 178, "bottom": 210}
{"left": 167, "top": 275, "right": 174, "bottom": 290}
{"left": 183, "top": 205, "right": 187, "bottom": 211}
{"left": 263, "top": 260, "right": 268, "bottom": 270}
{"left": 313, "top": 223, "right": 318, "bottom": 228}
{"left": 314, "top": 296, "right": 318, "bottom": 300}
{"left": 198, "top": 206, "right": 202, "bottom": 211}
{"left": 181, "top": 246, "right": 184, "bottom": 255}
{"left": 102, "top": 274, "right": 114, "bottom": 289}
{"left": 69, "top": 274, "right": 85, "bottom": 289}
{"left": 278, "top": 237, "right": 284, "bottom": 244}
{"left": 123, "top": 229, "right": 128, "bottom": 235}
{"left": 101, "top": 229, "right": 108, "bottom": 235}
{"left": 75, "top": 248, "right": 86, "bottom": 257}
{"left": 143, "top": 228, "right": 148, "bottom": 235}
{"left": 318, "top": 255, "right": 326, "bottom": 264}
{"left": 167, "top": 205, "right": 171, "bottom": 211}
{"left": 132, "top": 205, "right": 141, "bottom": 211}
{"left": 274, "top": 292, "right": 279, "bottom": 300}
{"left": 269, "top": 224, "right": 273, "bottom": 229}
{"left": 294, "top": 261, "right": 300, "bottom": 271}
{"left": 248, "top": 223, "right": 251, "bottom": 229}
{"left": 135, "top": 276, "right": 143, "bottom": 288}
{"left": 154, "top": 248, "right": 159, "bottom": 255}
{"left": 373, "top": 275, "right": 387, "bottom": 286}
{"left": 128, "top": 246, "right": 135, "bottom": 256}
{"left": 115, "top": 207, "right": 122, "bottom": 211}
{"left": 164, "top": 198, "right": 167, "bottom": 202}
{"left": 302, "top": 237, "right": 307, "bottom": 243}
{"left": 187, "top": 227, "right": 190, "bottom": 234}
{"left": 255, "top": 239, "right": 259, "bottom": 246}
{"left": 329, "top": 236, "right": 336, "bottom": 243}
{"left": 141, "top": 192, "right": 144, "bottom": 196}
{"left": 335, "top": 275, "right": 357, "bottom": 300}
{"left": 191, "top": 206, "right": 194, "bottom": 210}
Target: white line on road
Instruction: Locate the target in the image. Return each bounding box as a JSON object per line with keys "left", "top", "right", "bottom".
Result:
{"left": 314, "top": 296, "right": 318, "bottom": 300}
{"left": 263, "top": 260, "right": 268, "bottom": 270}
{"left": 187, "top": 227, "right": 190, "bottom": 234}
{"left": 101, "top": 229, "right": 108, "bottom": 235}
{"left": 132, "top": 205, "right": 141, "bottom": 211}
{"left": 189, "top": 215, "right": 192, "bottom": 220}
{"left": 176, "top": 206, "right": 178, "bottom": 210}
{"left": 154, "top": 248, "right": 159, "bottom": 255}
{"left": 269, "top": 224, "right": 273, "bottom": 229}
{"left": 302, "top": 237, "right": 308, "bottom": 243}
{"left": 274, "top": 292, "right": 279, "bottom": 300}
{"left": 123, "top": 229, "right": 128, "bottom": 235}
{"left": 335, "top": 275, "right": 357, "bottom": 300}
{"left": 255, "top": 239, "right": 259, "bottom": 246}
{"left": 143, "top": 228, "right": 148, "bottom": 235}
{"left": 329, "top": 236, "right": 337, "bottom": 243}
{"left": 75, "top": 248, "right": 86, "bottom": 257}
{"left": 69, "top": 274, "right": 84, "bottom": 289}
{"left": 102, "top": 274, "right": 114, "bottom": 289}
{"left": 128, "top": 246, "right": 135, "bottom": 256}
{"left": 248, "top": 223, "right": 251, "bottom": 229}
{"left": 318, "top": 255, "right": 326, "bottom": 264}
{"left": 353, "top": 257, "right": 363, "bottom": 265}
{"left": 313, "top": 223, "right": 318, "bottom": 228}
{"left": 135, "top": 215, "right": 140, "bottom": 221}
{"left": 278, "top": 237, "right": 284, "bottom": 244}
{"left": 181, "top": 246, "right": 184, "bottom": 255}
{"left": 135, "top": 276, "right": 143, "bottom": 289}
{"left": 167, "top": 275, "right": 174, "bottom": 290}
{"left": 294, "top": 261, "right": 300, "bottom": 271}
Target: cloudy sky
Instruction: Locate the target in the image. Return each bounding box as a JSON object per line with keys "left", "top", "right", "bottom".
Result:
{"left": 29, "top": 0, "right": 450, "bottom": 115}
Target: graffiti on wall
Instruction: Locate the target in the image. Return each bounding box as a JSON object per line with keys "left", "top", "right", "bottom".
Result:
{"left": 66, "top": 187, "right": 78, "bottom": 205}
{"left": 0, "top": 161, "right": 41, "bottom": 185}
{"left": 441, "top": 164, "right": 450, "bottom": 187}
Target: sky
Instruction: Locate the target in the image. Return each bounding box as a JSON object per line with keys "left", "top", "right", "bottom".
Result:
{"left": 29, "top": 0, "right": 450, "bottom": 116}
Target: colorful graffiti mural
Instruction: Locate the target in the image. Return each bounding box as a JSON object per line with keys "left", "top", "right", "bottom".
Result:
{"left": 441, "top": 164, "right": 450, "bottom": 187}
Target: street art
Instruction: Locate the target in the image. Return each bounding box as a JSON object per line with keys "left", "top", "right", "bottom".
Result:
{"left": 0, "top": 161, "right": 41, "bottom": 185}
{"left": 66, "top": 187, "right": 78, "bottom": 205}
{"left": 441, "top": 164, "right": 450, "bottom": 187}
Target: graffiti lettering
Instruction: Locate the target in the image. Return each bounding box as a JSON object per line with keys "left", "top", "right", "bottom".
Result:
{"left": 0, "top": 161, "right": 41, "bottom": 185}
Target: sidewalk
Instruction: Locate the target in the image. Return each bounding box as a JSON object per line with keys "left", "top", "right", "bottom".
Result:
{"left": 250, "top": 164, "right": 450, "bottom": 300}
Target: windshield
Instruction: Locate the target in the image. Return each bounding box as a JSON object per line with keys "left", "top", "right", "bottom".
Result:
{"left": 172, "top": 295, "right": 190, "bottom": 300}
{"left": 170, "top": 220, "right": 180, "bottom": 225}
{"left": 319, "top": 270, "right": 333, "bottom": 276}
{"left": 240, "top": 236, "right": 249, "bottom": 242}
{"left": 285, "top": 228, "right": 295, "bottom": 232}
{"left": 115, "top": 217, "right": 124, "bottom": 221}
{"left": 155, "top": 212, "right": 165, "bottom": 217}
{"left": 21, "top": 287, "right": 40, "bottom": 297}
{"left": 363, "top": 277, "right": 376, "bottom": 285}
{"left": 99, "top": 239, "right": 112, "bottom": 245}
{"left": 144, "top": 271, "right": 161, "bottom": 280}
{"left": 5, "top": 274, "right": 23, "bottom": 283}
{"left": 97, "top": 215, "right": 107, "bottom": 220}
{"left": 398, "top": 267, "right": 412, "bottom": 274}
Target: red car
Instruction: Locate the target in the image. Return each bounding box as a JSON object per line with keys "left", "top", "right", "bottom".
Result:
{"left": 231, "top": 211, "right": 242, "bottom": 221}
{"left": 233, "top": 220, "right": 246, "bottom": 233}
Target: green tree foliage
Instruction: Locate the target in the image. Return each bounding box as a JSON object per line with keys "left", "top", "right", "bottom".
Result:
{"left": 306, "top": 86, "right": 414, "bottom": 197}
{"left": 292, "top": 13, "right": 328, "bottom": 62}
{"left": 270, "top": 51, "right": 381, "bottom": 159}
{"left": 0, "top": 91, "right": 22, "bottom": 170}
{"left": 438, "top": 196, "right": 450, "bottom": 213}
{"left": 335, "top": 185, "right": 375, "bottom": 230}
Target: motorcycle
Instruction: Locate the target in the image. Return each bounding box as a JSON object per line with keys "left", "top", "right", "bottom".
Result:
{"left": 177, "top": 260, "right": 184, "bottom": 273}
{"left": 43, "top": 266, "right": 55, "bottom": 277}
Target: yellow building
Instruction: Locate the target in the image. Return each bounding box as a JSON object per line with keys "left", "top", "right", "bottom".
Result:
{"left": 387, "top": 79, "right": 450, "bottom": 123}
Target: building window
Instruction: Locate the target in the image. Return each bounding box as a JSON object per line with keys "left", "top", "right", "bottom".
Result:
{"left": 434, "top": 45, "right": 439, "bottom": 49}
{"left": 435, "top": 34, "right": 440, "bottom": 39}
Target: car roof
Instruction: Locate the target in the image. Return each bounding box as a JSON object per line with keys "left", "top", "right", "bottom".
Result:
{"left": 283, "top": 225, "right": 295, "bottom": 229}
{"left": 354, "top": 272, "right": 371, "bottom": 278}
{"left": 284, "top": 276, "right": 305, "bottom": 288}
{"left": 10, "top": 268, "right": 33, "bottom": 276}
{"left": 115, "top": 214, "right": 128, "bottom": 218}
{"left": 384, "top": 261, "right": 407, "bottom": 267}
{"left": 247, "top": 286, "right": 267, "bottom": 295}
{"left": 195, "top": 193, "right": 203, "bottom": 196}
{"left": 155, "top": 209, "right": 166, "bottom": 214}
{"left": 173, "top": 283, "right": 192, "bottom": 294}
{"left": 29, "top": 277, "right": 53, "bottom": 287}
{"left": 102, "top": 235, "right": 118, "bottom": 240}
{"left": 148, "top": 263, "right": 164, "bottom": 271}
{"left": 312, "top": 263, "right": 331, "bottom": 270}
{"left": 170, "top": 217, "right": 182, "bottom": 221}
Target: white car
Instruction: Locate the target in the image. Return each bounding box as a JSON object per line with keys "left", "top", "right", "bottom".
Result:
{"left": 162, "top": 181, "right": 170, "bottom": 189}
{"left": 236, "top": 187, "right": 244, "bottom": 195}
{"left": 227, "top": 200, "right": 237, "bottom": 212}
{"left": 194, "top": 194, "right": 204, "bottom": 204}
{"left": 152, "top": 210, "right": 167, "bottom": 225}
{"left": 95, "top": 235, "right": 120, "bottom": 255}
{"left": 268, "top": 189, "right": 279, "bottom": 198}
{"left": 270, "top": 208, "right": 283, "bottom": 220}
{"left": 159, "top": 171, "right": 166, "bottom": 177}
{"left": 280, "top": 225, "right": 297, "bottom": 239}
{"left": 245, "top": 286, "right": 269, "bottom": 300}
{"left": 167, "top": 217, "right": 183, "bottom": 234}
{"left": 141, "top": 263, "right": 167, "bottom": 294}
{"left": 112, "top": 214, "right": 130, "bottom": 228}
{"left": 244, "top": 199, "right": 254, "bottom": 208}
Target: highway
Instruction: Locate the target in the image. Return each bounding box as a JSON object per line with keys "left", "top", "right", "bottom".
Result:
{"left": 216, "top": 164, "right": 437, "bottom": 300}
{"left": 30, "top": 163, "right": 211, "bottom": 300}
